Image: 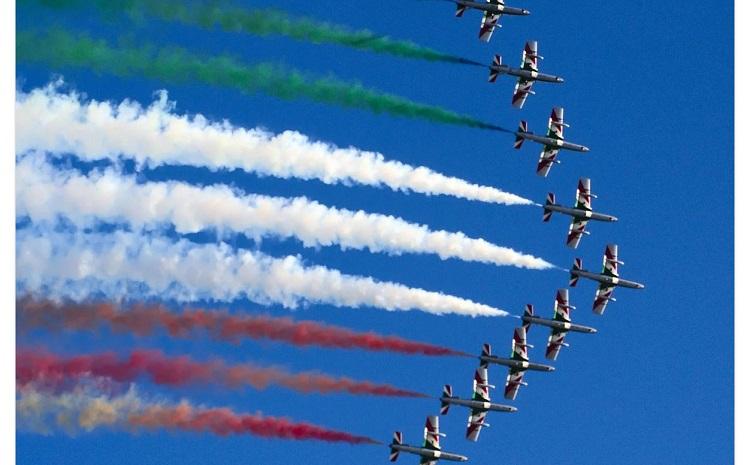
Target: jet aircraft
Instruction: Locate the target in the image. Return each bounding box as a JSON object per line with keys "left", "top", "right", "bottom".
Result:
{"left": 543, "top": 177, "right": 618, "bottom": 248}
{"left": 522, "top": 289, "right": 597, "bottom": 361}
{"left": 488, "top": 41, "right": 563, "bottom": 109}
{"left": 439, "top": 367, "right": 516, "bottom": 442}
{"left": 513, "top": 107, "right": 590, "bottom": 177}
{"left": 570, "top": 244, "right": 645, "bottom": 314}
{"left": 479, "top": 327, "right": 554, "bottom": 400}
{"left": 452, "top": 0, "right": 530, "bottom": 42}
{"left": 389, "top": 416, "right": 468, "bottom": 464}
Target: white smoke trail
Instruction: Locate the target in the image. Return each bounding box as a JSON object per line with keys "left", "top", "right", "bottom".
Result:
{"left": 16, "top": 227, "right": 508, "bottom": 317}
{"left": 15, "top": 82, "right": 532, "bottom": 205}
{"left": 16, "top": 155, "right": 552, "bottom": 269}
{"left": 17, "top": 382, "right": 145, "bottom": 435}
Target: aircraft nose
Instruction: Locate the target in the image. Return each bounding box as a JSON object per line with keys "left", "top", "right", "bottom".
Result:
{"left": 523, "top": 9, "right": 530, "bottom": 15}
{"left": 556, "top": 77, "right": 565, "bottom": 83}
{"left": 582, "top": 146, "right": 590, "bottom": 152}
{"left": 637, "top": 283, "right": 646, "bottom": 289}
{"left": 610, "top": 216, "right": 619, "bottom": 222}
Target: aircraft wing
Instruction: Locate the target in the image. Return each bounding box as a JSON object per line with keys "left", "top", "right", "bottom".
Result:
{"left": 566, "top": 217, "right": 589, "bottom": 248}
{"left": 423, "top": 416, "right": 442, "bottom": 451}
{"left": 479, "top": 11, "right": 501, "bottom": 42}
{"left": 465, "top": 409, "right": 488, "bottom": 442}
{"left": 511, "top": 77, "right": 533, "bottom": 108}
{"left": 576, "top": 178, "right": 593, "bottom": 210}
{"left": 545, "top": 327, "right": 568, "bottom": 361}
{"left": 536, "top": 146, "right": 559, "bottom": 177}
{"left": 504, "top": 368, "right": 525, "bottom": 400}
{"left": 602, "top": 243, "right": 620, "bottom": 277}
{"left": 593, "top": 283, "right": 615, "bottom": 315}
{"left": 546, "top": 107, "right": 565, "bottom": 140}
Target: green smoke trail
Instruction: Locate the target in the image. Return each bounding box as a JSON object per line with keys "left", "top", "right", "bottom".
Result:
{"left": 20, "top": 0, "right": 485, "bottom": 67}
{"left": 17, "top": 29, "right": 507, "bottom": 131}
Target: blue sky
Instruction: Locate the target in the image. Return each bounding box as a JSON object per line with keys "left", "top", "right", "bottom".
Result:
{"left": 16, "top": 0, "right": 733, "bottom": 464}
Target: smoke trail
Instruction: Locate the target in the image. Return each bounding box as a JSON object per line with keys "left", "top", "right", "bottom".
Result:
{"left": 16, "top": 84, "right": 530, "bottom": 205}
{"left": 17, "top": 383, "right": 378, "bottom": 443}
{"left": 20, "top": 0, "right": 485, "bottom": 67}
{"left": 17, "top": 349, "right": 427, "bottom": 398}
{"left": 16, "top": 156, "right": 552, "bottom": 269}
{"left": 129, "top": 403, "right": 381, "bottom": 443}
{"left": 16, "top": 228, "right": 507, "bottom": 317}
{"left": 17, "top": 297, "right": 469, "bottom": 357}
{"left": 17, "top": 29, "right": 508, "bottom": 131}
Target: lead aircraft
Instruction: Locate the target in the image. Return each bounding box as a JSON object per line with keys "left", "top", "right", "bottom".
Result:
{"left": 570, "top": 244, "right": 645, "bottom": 314}
{"left": 488, "top": 41, "right": 563, "bottom": 108}
{"left": 522, "top": 289, "right": 597, "bottom": 361}
{"left": 513, "top": 107, "right": 589, "bottom": 177}
{"left": 479, "top": 327, "right": 554, "bottom": 400}
{"left": 390, "top": 416, "right": 468, "bottom": 464}
{"left": 452, "top": 0, "right": 530, "bottom": 42}
{"left": 439, "top": 367, "right": 516, "bottom": 442}
{"left": 543, "top": 177, "right": 618, "bottom": 248}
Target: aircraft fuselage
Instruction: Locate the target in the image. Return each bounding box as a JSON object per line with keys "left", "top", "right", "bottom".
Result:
{"left": 454, "top": 0, "right": 530, "bottom": 15}
{"left": 544, "top": 204, "right": 617, "bottom": 222}
{"left": 391, "top": 444, "right": 468, "bottom": 462}
{"left": 571, "top": 269, "right": 645, "bottom": 289}
{"left": 515, "top": 131, "right": 589, "bottom": 152}
{"left": 489, "top": 65, "right": 563, "bottom": 83}
{"left": 522, "top": 315, "right": 597, "bottom": 334}
{"left": 441, "top": 396, "right": 517, "bottom": 413}
{"left": 479, "top": 355, "right": 555, "bottom": 372}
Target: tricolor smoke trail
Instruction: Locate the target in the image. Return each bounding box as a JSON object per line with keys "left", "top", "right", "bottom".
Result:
{"left": 17, "top": 30, "right": 508, "bottom": 131}
{"left": 16, "top": 84, "right": 530, "bottom": 205}
{"left": 17, "top": 297, "right": 469, "bottom": 357}
{"left": 17, "top": 349, "right": 427, "bottom": 398}
{"left": 16, "top": 156, "right": 552, "bottom": 269}
{"left": 21, "top": 0, "right": 484, "bottom": 67}
{"left": 17, "top": 384, "right": 378, "bottom": 443}
{"left": 16, "top": 227, "right": 508, "bottom": 317}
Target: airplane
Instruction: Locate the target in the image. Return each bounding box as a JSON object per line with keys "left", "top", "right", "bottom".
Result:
{"left": 389, "top": 416, "right": 468, "bottom": 464}
{"left": 478, "top": 327, "right": 554, "bottom": 400}
{"left": 452, "top": 0, "right": 530, "bottom": 43}
{"left": 543, "top": 177, "right": 618, "bottom": 249}
{"left": 570, "top": 244, "right": 645, "bottom": 314}
{"left": 513, "top": 107, "right": 590, "bottom": 177}
{"left": 439, "top": 367, "right": 516, "bottom": 442}
{"left": 522, "top": 289, "right": 597, "bottom": 361}
{"left": 488, "top": 41, "right": 564, "bottom": 109}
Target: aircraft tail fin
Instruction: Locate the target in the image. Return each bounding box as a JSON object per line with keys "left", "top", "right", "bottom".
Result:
{"left": 570, "top": 258, "right": 582, "bottom": 287}
{"left": 543, "top": 193, "right": 555, "bottom": 221}
{"left": 440, "top": 385, "right": 453, "bottom": 414}
{"left": 522, "top": 304, "right": 534, "bottom": 332}
{"left": 488, "top": 55, "right": 502, "bottom": 82}
{"left": 479, "top": 343, "right": 492, "bottom": 367}
{"left": 455, "top": 4, "right": 467, "bottom": 16}
{"left": 389, "top": 432, "right": 402, "bottom": 461}
{"left": 514, "top": 121, "right": 528, "bottom": 149}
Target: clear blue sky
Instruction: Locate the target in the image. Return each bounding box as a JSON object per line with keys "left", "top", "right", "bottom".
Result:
{"left": 16, "top": 0, "right": 733, "bottom": 464}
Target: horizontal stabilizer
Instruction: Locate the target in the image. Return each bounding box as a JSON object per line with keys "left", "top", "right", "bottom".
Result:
{"left": 455, "top": 5, "right": 467, "bottom": 16}
{"left": 514, "top": 121, "right": 528, "bottom": 149}
{"left": 543, "top": 193, "right": 555, "bottom": 221}
{"left": 569, "top": 258, "right": 582, "bottom": 287}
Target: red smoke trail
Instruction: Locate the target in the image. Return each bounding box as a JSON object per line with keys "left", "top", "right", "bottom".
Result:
{"left": 17, "top": 349, "right": 427, "bottom": 398}
{"left": 17, "top": 296, "right": 468, "bottom": 356}
{"left": 129, "top": 403, "right": 380, "bottom": 444}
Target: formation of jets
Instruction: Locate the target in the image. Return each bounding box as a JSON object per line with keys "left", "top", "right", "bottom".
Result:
{"left": 389, "top": 3, "right": 645, "bottom": 462}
